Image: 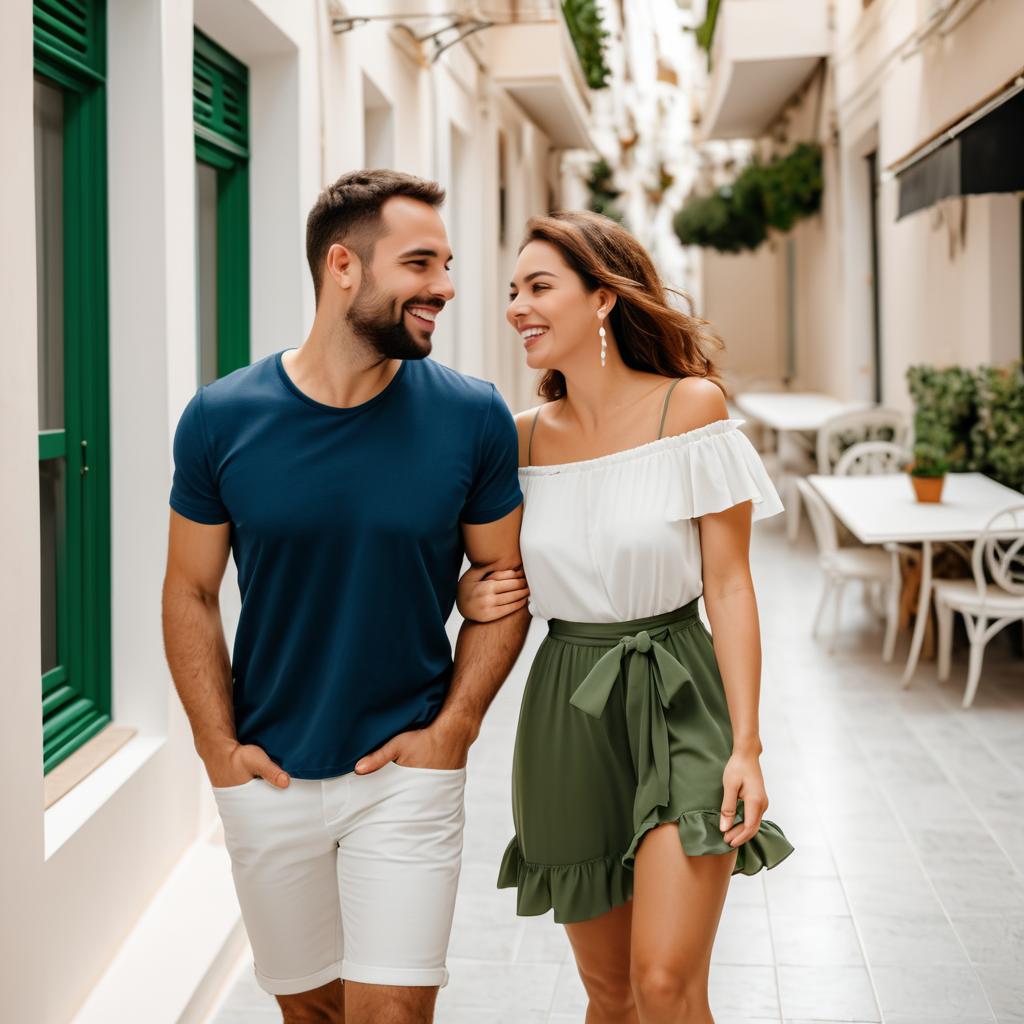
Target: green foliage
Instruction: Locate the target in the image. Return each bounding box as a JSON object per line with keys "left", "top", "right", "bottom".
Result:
{"left": 906, "top": 365, "right": 978, "bottom": 477}
{"left": 585, "top": 158, "right": 623, "bottom": 222}
{"left": 909, "top": 443, "right": 951, "bottom": 479}
{"left": 673, "top": 143, "right": 823, "bottom": 253}
{"left": 673, "top": 182, "right": 766, "bottom": 253}
{"left": 907, "top": 361, "right": 1024, "bottom": 486}
{"left": 695, "top": 0, "right": 721, "bottom": 57}
{"left": 971, "top": 363, "right": 1024, "bottom": 490}
{"left": 757, "top": 143, "right": 824, "bottom": 231}
{"left": 562, "top": 0, "right": 611, "bottom": 90}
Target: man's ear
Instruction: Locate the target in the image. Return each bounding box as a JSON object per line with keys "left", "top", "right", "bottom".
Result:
{"left": 324, "top": 242, "right": 361, "bottom": 293}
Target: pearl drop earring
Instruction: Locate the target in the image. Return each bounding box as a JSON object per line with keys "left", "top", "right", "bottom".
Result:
{"left": 598, "top": 311, "right": 607, "bottom": 368}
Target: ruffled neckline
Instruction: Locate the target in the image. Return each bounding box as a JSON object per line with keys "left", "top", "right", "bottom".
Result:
{"left": 519, "top": 417, "right": 745, "bottom": 478}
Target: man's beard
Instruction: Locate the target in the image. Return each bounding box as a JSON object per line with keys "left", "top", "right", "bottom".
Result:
{"left": 347, "top": 279, "right": 434, "bottom": 361}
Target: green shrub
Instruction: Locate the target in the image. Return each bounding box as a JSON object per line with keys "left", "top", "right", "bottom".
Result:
{"left": 971, "top": 362, "right": 1024, "bottom": 490}
{"left": 673, "top": 185, "right": 766, "bottom": 253}
{"left": 906, "top": 365, "right": 978, "bottom": 475}
{"left": 673, "top": 143, "right": 823, "bottom": 253}
{"left": 758, "top": 143, "right": 824, "bottom": 232}
{"left": 562, "top": 0, "right": 610, "bottom": 89}
{"left": 585, "top": 158, "right": 623, "bottom": 222}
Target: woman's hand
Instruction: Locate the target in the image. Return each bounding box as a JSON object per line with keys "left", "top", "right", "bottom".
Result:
{"left": 456, "top": 565, "right": 529, "bottom": 622}
{"left": 719, "top": 748, "right": 769, "bottom": 847}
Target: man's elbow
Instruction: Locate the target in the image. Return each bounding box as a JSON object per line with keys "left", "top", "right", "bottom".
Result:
{"left": 477, "top": 551, "right": 524, "bottom": 574}
{"left": 163, "top": 571, "right": 219, "bottom": 611}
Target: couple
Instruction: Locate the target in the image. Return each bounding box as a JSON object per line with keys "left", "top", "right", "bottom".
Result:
{"left": 162, "top": 169, "right": 794, "bottom": 1024}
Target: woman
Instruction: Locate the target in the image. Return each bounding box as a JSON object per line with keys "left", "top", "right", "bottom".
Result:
{"left": 458, "top": 211, "right": 794, "bottom": 1024}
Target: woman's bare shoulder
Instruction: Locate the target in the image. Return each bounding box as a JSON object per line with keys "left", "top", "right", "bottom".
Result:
{"left": 514, "top": 405, "right": 545, "bottom": 466}
{"left": 661, "top": 376, "right": 729, "bottom": 438}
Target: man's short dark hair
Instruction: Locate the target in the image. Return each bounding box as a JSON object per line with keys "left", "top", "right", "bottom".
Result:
{"left": 305, "top": 169, "right": 446, "bottom": 304}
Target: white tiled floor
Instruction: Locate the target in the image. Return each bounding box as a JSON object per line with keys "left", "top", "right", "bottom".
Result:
{"left": 211, "top": 513, "right": 1024, "bottom": 1023}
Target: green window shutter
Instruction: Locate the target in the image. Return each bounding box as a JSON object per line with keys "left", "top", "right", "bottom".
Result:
{"left": 193, "top": 31, "right": 249, "bottom": 158}
{"left": 34, "top": 0, "right": 112, "bottom": 775}
{"left": 43, "top": 686, "right": 109, "bottom": 773}
{"left": 33, "top": 0, "right": 105, "bottom": 83}
{"left": 194, "top": 30, "right": 250, "bottom": 381}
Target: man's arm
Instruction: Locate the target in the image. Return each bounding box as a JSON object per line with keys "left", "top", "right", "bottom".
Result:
{"left": 355, "top": 505, "right": 531, "bottom": 773}
{"left": 162, "top": 510, "right": 289, "bottom": 788}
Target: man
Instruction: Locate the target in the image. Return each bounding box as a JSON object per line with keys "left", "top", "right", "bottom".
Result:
{"left": 163, "top": 170, "right": 531, "bottom": 1024}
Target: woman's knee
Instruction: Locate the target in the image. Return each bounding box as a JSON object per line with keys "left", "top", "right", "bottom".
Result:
{"left": 578, "top": 965, "right": 635, "bottom": 1018}
{"left": 630, "top": 963, "right": 706, "bottom": 1018}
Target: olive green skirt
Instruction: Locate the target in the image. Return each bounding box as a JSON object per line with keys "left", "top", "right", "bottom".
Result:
{"left": 497, "top": 599, "right": 794, "bottom": 924}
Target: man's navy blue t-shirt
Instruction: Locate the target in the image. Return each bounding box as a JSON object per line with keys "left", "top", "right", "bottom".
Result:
{"left": 170, "top": 352, "right": 522, "bottom": 779}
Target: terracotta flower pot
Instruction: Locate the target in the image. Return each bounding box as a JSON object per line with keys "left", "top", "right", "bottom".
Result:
{"left": 909, "top": 473, "right": 945, "bottom": 503}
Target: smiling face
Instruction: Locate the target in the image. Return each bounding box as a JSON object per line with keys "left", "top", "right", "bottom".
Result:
{"left": 507, "top": 240, "right": 609, "bottom": 371}
{"left": 346, "top": 196, "right": 455, "bottom": 360}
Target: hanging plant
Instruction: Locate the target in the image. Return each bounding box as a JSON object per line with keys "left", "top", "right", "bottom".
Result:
{"left": 758, "top": 142, "right": 823, "bottom": 231}
{"left": 585, "top": 158, "right": 623, "bottom": 222}
{"left": 562, "top": 0, "right": 611, "bottom": 90}
{"left": 695, "top": 0, "right": 722, "bottom": 60}
{"left": 673, "top": 143, "right": 823, "bottom": 253}
{"left": 672, "top": 183, "right": 766, "bottom": 253}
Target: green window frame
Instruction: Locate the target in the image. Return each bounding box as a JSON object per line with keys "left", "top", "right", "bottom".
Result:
{"left": 34, "top": 0, "right": 112, "bottom": 773}
{"left": 193, "top": 30, "right": 250, "bottom": 381}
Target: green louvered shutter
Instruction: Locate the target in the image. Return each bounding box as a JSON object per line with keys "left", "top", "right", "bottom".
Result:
{"left": 193, "top": 31, "right": 250, "bottom": 158}
{"left": 193, "top": 31, "right": 250, "bottom": 381}
{"left": 33, "top": 0, "right": 105, "bottom": 82}
{"left": 34, "top": 0, "right": 113, "bottom": 774}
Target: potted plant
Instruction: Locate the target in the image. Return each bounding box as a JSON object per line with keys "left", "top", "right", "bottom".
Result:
{"left": 908, "top": 442, "right": 949, "bottom": 503}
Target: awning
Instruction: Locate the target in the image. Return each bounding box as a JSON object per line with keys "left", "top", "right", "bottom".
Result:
{"left": 893, "top": 76, "right": 1024, "bottom": 219}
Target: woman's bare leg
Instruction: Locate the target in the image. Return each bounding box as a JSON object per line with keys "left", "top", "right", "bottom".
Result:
{"left": 564, "top": 900, "right": 639, "bottom": 1024}
{"left": 630, "top": 824, "right": 737, "bottom": 1024}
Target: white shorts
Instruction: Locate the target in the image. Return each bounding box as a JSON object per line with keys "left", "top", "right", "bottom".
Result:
{"left": 213, "top": 760, "right": 467, "bottom": 995}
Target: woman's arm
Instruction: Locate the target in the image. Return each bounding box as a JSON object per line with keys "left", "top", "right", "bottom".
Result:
{"left": 661, "top": 376, "right": 769, "bottom": 848}
{"left": 457, "top": 565, "right": 529, "bottom": 622}
{"left": 699, "top": 500, "right": 770, "bottom": 848}
{"left": 699, "top": 502, "right": 762, "bottom": 754}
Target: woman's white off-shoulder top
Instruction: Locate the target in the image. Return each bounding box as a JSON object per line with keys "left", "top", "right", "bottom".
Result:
{"left": 518, "top": 418, "right": 783, "bottom": 623}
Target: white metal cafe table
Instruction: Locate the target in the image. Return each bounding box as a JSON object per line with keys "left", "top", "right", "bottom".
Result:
{"left": 808, "top": 472, "right": 1024, "bottom": 686}
{"left": 735, "top": 392, "right": 870, "bottom": 541}
{"left": 734, "top": 392, "right": 869, "bottom": 435}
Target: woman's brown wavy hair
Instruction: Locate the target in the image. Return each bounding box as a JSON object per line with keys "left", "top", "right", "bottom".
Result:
{"left": 519, "top": 211, "right": 724, "bottom": 402}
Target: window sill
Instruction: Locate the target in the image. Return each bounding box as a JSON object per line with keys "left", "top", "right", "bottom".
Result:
{"left": 44, "top": 729, "right": 164, "bottom": 861}
{"left": 44, "top": 723, "right": 136, "bottom": 809}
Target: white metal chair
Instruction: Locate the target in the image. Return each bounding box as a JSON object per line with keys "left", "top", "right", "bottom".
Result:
{"left": 934, "top": 504, "right": 1024, "bottom": 708}
{"left": 833, "top": 440, "right": 914, "bottom": 620}
{"left": 816, "top": 409, "right": 910, "bottom": 475}
{"left": 834, "top": 440, "right": 910, "bottom": 476}
{"left": 797, "top": 478, "right": 901, "bottom": 659}
{"left": 779, "top": 434, "right": 818, "bottom": 542}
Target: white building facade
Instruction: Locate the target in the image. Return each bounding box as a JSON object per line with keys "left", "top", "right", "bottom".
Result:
{"left": 691, "top": 0, "right": 1023, "bottom": 406}
{"left": 0, "top": 2, "right": 594, "bottom": 1020}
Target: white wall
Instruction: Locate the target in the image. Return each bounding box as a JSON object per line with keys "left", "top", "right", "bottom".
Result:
{"left": 0, "top": 3, "right": 47, "bottom": 1021}
{"left": 701, "top": 246, "right": 783, "bottom": 390}
{"left": 835, "top": 0, "right": 1024, "bottom": 408}
{"left": 703, "top": 0, "right": 1024, "bottom": 412}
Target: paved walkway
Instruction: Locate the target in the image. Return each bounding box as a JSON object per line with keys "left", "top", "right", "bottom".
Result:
{"left": 211, "top": 513, "right": 1024, "bottom": 1023}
